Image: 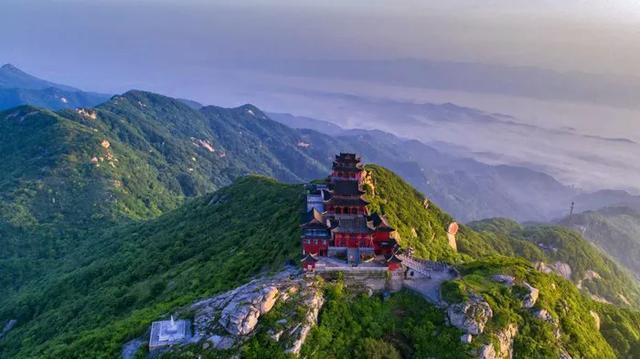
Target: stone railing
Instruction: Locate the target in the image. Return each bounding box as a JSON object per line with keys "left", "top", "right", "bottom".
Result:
{"left": 397, "top": 254, "right": 449, "bottom": 274}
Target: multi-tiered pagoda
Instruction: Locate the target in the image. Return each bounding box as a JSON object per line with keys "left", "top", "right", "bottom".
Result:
{"left": 301, "top": 153, "right": 399, "bottom": 271}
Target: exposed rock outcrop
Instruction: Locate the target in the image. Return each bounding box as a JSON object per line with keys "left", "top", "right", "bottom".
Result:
{"left": 361, "top": 169, "right": 375, "bottom": 197}
{"left": 447, "top": 295, "right": 493, "bottom": 335}
{"left": 492, "top": 275, "right": 515, "bottom": 286}
{"left": 76, "top": 108, "right": 97, "bottom": 120}
{"left": 447, "top": 222, "right": 459, "bottom": 251}
{"left": 590, "top": 310, "right": 600, "bottom": 330}
{"left": 177, "top": 268, "right": 324, "bottom": 356}
{"left": 577, "top": 270, "right": 602, "bottom": 289}
{"left": 535, "top": 261, "right": 572, "bottom": 280}
{"left": 521, "top": 283, "right": 539, "bottom": 308}
{"left": 495, "top": 324, "right": 518, "bottom": 359}
{"left": 192, "top": 272, "right": 296, "bottom": 338}
{"left": 208, "top": 335, "right": 234, "bottom": 350}
{"left": 559, "top": 348, "right": 573, "bottom": 359}
{"left": 219, "top": 300, "right": 262, "bottom": 336}
{"left": 478, "top": 344, "right": 496, "bottom": 359}
{"left": 533, "top": 309, "right": 561, "bottom": 339}
{"left": 475, "top": 324, "right": 518, "bottom": 359}
{"left": 285, "top": 283, "right": 324, "bottom": 355}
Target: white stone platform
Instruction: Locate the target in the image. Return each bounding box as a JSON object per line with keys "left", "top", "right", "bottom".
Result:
{"left": 149, "top": 317, "right": 191, "bottom": 350}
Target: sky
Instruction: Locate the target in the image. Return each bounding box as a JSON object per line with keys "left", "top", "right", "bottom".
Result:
{"left": 1, "top": 0, "right": 639, "bottom": 191}
{"left": 2, "top": 0, "right": 640, "bottom": 94}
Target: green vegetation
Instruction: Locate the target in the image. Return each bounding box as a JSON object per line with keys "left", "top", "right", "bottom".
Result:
{"left": 561, "top": 206, "right": 640, "bottom": 278}
{"left": 0, "top": 177, "right": 303, "bottom": 358}
{"left": 1, "top": 106, "right": 640, "bottom": 359}
{"left": 461, "top": 218, "right": 640, "bottom": 306}
{"left": 364, "top": 164, "right": 457, "bottom": 261}
{"left": 0, "top": 91, "right": 335, "bottom": 293}
{"left": 444, "top": 257, "right": 619, "bottom": 358}
{"left": 597, "top": 304, "right": 640, "bottom": 358}
{"left": 301, "top": 282, "right": 466, "bottom": 359}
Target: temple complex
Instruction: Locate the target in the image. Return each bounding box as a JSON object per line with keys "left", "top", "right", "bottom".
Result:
{"left": 301, "top": 153, "right": 401, "bottom": 271}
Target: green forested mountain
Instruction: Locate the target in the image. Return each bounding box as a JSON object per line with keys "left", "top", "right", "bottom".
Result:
{"left": 0, "top": 90, "right": 334, "bottom": 292}
{"left": 2, "top": 165, "right": 640, "bottom": 358}
{"left": 560, "top": 206, "right": 640, "bottom": 280}
{"left": 363, "top": 166, "right": 640, "bottom": 307}
{"left": 462, "top": 218, "right": 640, "bottom": 307}
{"left": 2, "top": 88, "right": 640, "bottom": 358}
{"left": 0, "top": 176, "right": 304, "bottom": 358}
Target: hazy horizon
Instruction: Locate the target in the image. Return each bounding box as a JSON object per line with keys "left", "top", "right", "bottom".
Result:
{"left": 2, "top": 0, "right": 639, "bottom": 193}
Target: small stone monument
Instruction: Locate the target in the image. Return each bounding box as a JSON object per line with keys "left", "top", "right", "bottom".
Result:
{"left": 149, "top": 315, "right": 191, "bottom": 350}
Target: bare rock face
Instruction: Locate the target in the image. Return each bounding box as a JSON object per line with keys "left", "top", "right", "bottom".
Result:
{"left": 521, "top": 283, "right": 539, "bottom": 308}
{"left": 533, "top": 309, "right": 561, "bottom": 339}
{"left": 495, "top": 324, "right": 518, "bottom": 359}
{"left": 447, "top": 295, "right": 493, "bottom": 335}
{"left": 478, "top": 344, "right": 497, "bottom": 359}
{"left": 191, "top": 270, "right": 297, "bottom": 339}
{"left": 219, "top": 302, "right": 262, "bottom": 336}
{"left": 259, "top": 286, "right": 279, "bottom": 314}
{"left": 534, "top": 309, "right": 552, "bottom": 322}
{"left": 492, "top": 275, "right": 515, "bottom": 286}
{"left": 214, "top": 285, "right": 281, "bottom": 336}
{"left": 460, "top": 333, "right": 473, "bottom": 344}
{"left": 361, "top": 169, "right": 375, "bottom": 197}
{"left": 185, "top": 268, "right": 325, "bottom": 357}
{"left": 208, "top": 335, "right": 234, "bottom": 350}
{"left": 590, "top": 310, "right": 600, "bottom": 330}
{"left": 286, "top": 283, "right": 324, "bottom": 355}
{"left": 475, "top": 324, "right": 518, "bottom": 359}
{"left": 559, "top": 348, "right": 573, "bottom": 359}
{"left": 535, "top": 261, "right": 572, "bottom": 280}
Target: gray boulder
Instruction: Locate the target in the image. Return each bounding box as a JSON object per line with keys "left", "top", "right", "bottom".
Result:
{"left": 522, "top": 283, "right": 539, "bottom": 308}
{"left": 492, "top": 275, "right": 515, "bottom": 286}
{"left": 447, "top": 295, "right": 493, "bottom": 335}
{"left": 208, "top": 335, "right": 235, "bottom": 350}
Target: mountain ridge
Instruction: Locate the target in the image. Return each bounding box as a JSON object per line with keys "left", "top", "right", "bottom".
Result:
{"left": 0, "top": 64, "right": 110, "bottom": 110}
{"left": 2, "top": 165, "right": 639, "bottom": 358}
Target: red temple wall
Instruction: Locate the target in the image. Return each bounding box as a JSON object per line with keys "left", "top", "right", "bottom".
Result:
{"left": 302, "top": 238, "right": 329, "bottom": 255}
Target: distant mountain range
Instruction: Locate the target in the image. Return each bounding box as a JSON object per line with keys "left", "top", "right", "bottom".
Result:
{"left": 271, "top": 111, "right": 640, "bottom": 222}
{"left": 0, "top": 64, "right": 109, "bottom": 110}
{"left": 1, "top": 67, "right": 640, "bottom": 358}
{"left": 1, "top": 64, "right": 638, "bottom": 226}
{"left": 560, "top": 206, "right": 640, "bottom": 279}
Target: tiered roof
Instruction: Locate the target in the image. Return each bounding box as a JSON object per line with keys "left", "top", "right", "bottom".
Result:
{"left": 301, "top": 208, "right": 329, "bottom": 229}
{"left": 331, "top": 216, "right": 373, "bottom": 234}
{"left": 335, "top": 152, "right": 361, "bottom": 163}
{"left": 332, "top": 153, "right": 364, "bottom": 171}
{"left": 332, "top": 180, "right": 365, "bottom": 195}
{"left": 325, "top": 196, "right": 369, "bottom": 207}
{"left": 368, "top": 213, "right": 395, "bottom": 232}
